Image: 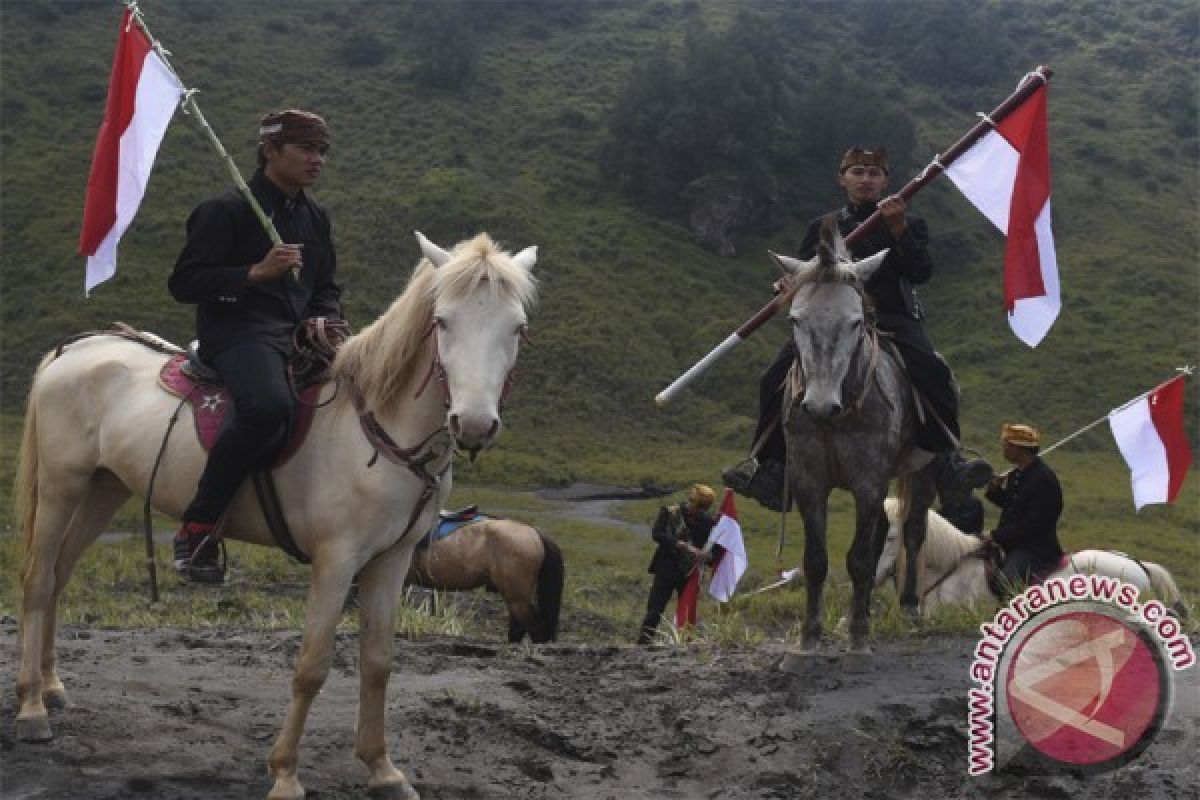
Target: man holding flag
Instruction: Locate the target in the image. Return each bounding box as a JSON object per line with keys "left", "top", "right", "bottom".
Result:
{"left": 637, "top": 484, "right": 719, "bottom": 644}
{"left": 168, "top": 110, "right": 343, "bottom": 583}
{"left": 724, "top": 146, "right": 992, "bottom": 511}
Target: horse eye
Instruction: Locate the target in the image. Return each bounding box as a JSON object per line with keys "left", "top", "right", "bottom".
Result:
{"left": 434, "top": 316, "right": 448, "bottom": 330}
{"left": 515, "top": 324, "right": 527, "bottom": 336}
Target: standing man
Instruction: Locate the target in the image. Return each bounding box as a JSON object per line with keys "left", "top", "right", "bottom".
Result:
{"left": 169, "top": 109, "right": 342, "bottom": 583}
{"left": 982, "top": 423, "right": 1065, "bottom": 597}
{"left": 724, "top": 146, "right": 991, "bottom": 510}
{"left": 637, "top": 484, "right": 720, "bottom": 644}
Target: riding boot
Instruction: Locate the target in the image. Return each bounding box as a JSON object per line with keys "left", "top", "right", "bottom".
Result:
{"left": 172, "top": 521, "right": 226, "bottom": 584}
{"left": 722, "top": 457, "right": 787, "bottom": 512}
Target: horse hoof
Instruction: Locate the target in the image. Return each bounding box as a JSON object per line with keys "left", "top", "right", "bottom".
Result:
{"left": 367, "top": 783, "right": 420, "bottom": 800}
{"left": 266, "top": 779, "right": 305, "bottom": 800}
{"left": 16, "top": 714, "right": 53, "bottom": 742}
{"left": 779, "top": 650, "right": 820, "bottom": 675}
{"left": 43, "top": 689, "right": 69, "bottom": 710}
{"left": 842, "top": 649, "right": 874, "bottom": 673}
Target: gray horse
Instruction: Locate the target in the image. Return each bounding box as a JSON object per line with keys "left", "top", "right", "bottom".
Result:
{"left": 771, "top": 217, "right": 937, "bottom": 670}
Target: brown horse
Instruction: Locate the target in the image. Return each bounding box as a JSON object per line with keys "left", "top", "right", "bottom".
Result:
{"left": 407, "top": 518, "right": 564, "bottom": 643}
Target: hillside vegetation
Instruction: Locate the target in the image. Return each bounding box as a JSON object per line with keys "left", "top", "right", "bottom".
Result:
{"left": 1, "top": 0, "right": 1196, "bottom": 494}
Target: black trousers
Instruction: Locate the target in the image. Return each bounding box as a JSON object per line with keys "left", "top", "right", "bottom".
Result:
{"left": 991, "top": 547, "right": 1052, "bottom": 597}
{"left": 637, "top": 570, "right": 687, "bottom": 644}
{"left": 183, "top": 342, "right": 294, "bottom": 525}
{"left": 752, "top": 322, "right": 960, "bottom": 461}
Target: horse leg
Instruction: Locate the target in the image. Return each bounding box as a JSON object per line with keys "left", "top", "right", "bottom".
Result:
{"left": 845, "top": 491, "right": 886, "bottom": 657}
{"left": 353, "top": 544, "right": 421, "bottom": 800}
{"left": 266, "top": 556, "right": 357, "bottom": 800}
{"left": 507, "top": 612, "right": 529, "bottom": 643}
{"left": 898, "top": 472, "right": 936, "bottom": 617}
{"left": 41, "top": 471, "right": 131, "bottom": 710}
{"left": 16, "top": 469, "right": 92, "bottom": 742}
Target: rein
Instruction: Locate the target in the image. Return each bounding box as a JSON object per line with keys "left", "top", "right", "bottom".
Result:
{"left": 347, "top": 378, "right": 454, "bottom": 543}
{"left": 920, "top": 541, "right": 996, "bottom": 600}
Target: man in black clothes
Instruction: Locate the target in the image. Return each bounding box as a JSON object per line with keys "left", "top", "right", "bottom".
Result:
{"left": 982, "top": 423, "right": 1065, "bottom": 597}
{"left": 637, "top": 484, "right": 720, "bottom": 644}
{"left": 168, "top": 109, "right": 342, "bottom": 583}
{"left": 724, "top": 146, "right": 991, "bottom": 511}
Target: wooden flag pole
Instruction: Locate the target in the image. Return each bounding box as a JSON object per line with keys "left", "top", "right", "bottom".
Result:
{"left": 655, "top": 65, "right": 1054, "bottom": 408}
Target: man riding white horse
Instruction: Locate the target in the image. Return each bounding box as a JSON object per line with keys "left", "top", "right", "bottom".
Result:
{"left": 724, "top": 145, "right": 992, "bottom": 510}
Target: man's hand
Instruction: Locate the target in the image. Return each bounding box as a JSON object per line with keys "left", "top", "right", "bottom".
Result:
{"left": 248, "top": 243, "right": 303, "bottom": 284}
{"left": 878, "top": 194, "right": 908, "bottom": 239}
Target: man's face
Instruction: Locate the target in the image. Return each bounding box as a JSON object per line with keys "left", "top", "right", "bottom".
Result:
{"left": 838, "top": 164, "right": 889, "bottom": 204}
{"left": 265, "top": 141, "right": 328, "bottom": 191}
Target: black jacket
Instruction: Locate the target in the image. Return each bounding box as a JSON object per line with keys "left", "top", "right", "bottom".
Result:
{"left": 798, "top": 201, "right": 933, "bottom": 328}
{"left": 169, "top": 170, "right": 342, "bottom": 360}
{"left": 985, "top": 457, "right": 1065, "bottom": 564}
{"left": 647, "top": 505, "right": 719, "bottom": 582}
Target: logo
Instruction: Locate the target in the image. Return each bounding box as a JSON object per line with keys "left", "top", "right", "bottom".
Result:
{"left": 1004, "top": 608, "right": 1167, "bottom": 768}
{"left": 967, "top": 575, "right": 1194, "bottom": 776}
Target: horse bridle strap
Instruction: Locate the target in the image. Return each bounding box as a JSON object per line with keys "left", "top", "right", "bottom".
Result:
{"left": 922, "top": 542, "right": 994, "bottom": 599}
{"left": 347, "top": 378, "right": 453, "bottom": 541}
{"left": 413, "top": 319, "right": 529, "bottom": 413}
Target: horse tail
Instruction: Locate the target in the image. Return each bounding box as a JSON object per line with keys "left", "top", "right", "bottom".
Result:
{"left": 533, "top": 530, "right": 564, "bottom": 643}
{"left": 1144, "top": 562, "right": 1187, "bottom": 618}
{"left": 16, "top": 352, "right": 52, "bottom": 583}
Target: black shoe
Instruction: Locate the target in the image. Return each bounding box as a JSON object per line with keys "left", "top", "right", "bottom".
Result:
{"left": 951, "top": 449, "right": 994, "bottom": 490}
{"left": 172, "top": 522, "right": 226, "bottom": 584}
{"left": 722, "top": 458, "right": 786, "bottom": 512}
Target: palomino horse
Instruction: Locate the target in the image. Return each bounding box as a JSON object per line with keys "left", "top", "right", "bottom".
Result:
{"left": 14, "top": 232, "right": 537, "bottom": 800}
{"left": 877, "top": 498, "right": 1188, "bottom": 618}
{"left": 772, "top": 217, "right": 938, "bottom": 669}
{"left": 407, "top": 518, "right": 564, "bottom": 643}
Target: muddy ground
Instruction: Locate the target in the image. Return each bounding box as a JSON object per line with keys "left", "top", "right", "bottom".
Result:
{"left": 3, "top": 486, "right": 1198, "bottom": 799}
{"left": 2, "top": 621, "right": 1197, "bottom": 800}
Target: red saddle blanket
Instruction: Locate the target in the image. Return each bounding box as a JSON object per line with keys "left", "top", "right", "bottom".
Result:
{"left": 157, "top": 353, "right": 322, "bottom": 467}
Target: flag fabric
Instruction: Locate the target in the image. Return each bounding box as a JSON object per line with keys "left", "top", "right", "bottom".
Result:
{"left": 1108, "top": 376, "right": 1193, "bottom": 510}
{"left": 708, "top": 488, "right": 748, "bottom": 602}
{"left": 675, "top": 568, "right": 700, "bottom": 630}
{"left": 79, "top": 9, "right": 183, "bottom": 295}
{"left": 945, "top": 82, "right": 1059, "bottom": 347}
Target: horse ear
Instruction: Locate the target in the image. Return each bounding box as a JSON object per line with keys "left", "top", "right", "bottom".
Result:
{"left": 511, "top": 245, "right": 538, "bottom": 273}
{"left": 768, "top": 250, "right": 810, "bottom": 277}
{"left": 415, "top": 231, "right": 452, "bottom": 268}
{"left": 851, "top": 248, "right": 889, "bottom": 282}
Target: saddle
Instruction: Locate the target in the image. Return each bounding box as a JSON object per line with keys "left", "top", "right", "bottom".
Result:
{"left": 157, "top": 350, "right": 323, "bottom": 468}
{"left": 422, "top": 506, "right": 490, "bottom": 547}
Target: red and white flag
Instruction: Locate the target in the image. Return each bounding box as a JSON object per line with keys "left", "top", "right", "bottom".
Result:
{"left": 1108, "top": 376, "right": 1193, "bottom": 510}
{"left": 945, "top": 82, "right": 1060, "bottom": 347}
{"left": 79, "top": 9, "right": 183, "bottom": 295}
{"left": 707, "top": 488, "right": 748, "bottom": 602}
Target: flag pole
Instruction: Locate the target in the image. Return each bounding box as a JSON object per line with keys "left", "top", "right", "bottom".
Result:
{"left": 1038, "top": 367, "right": 1194, "bottom": 458}
{"left": 122, "top": 2, "right": 292, "bottom": 272}
{"left": 655, "top": 65, "right": 1055, "bottom": 408}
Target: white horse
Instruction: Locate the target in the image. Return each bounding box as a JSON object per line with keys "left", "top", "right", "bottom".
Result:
{"left": 14, "top": 232, "right": 536, "bottom": 800}
{"left": 876, "top": 498, "right": 1187, "bottom": 618}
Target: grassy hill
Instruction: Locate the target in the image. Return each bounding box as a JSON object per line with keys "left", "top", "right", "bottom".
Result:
{"left": 0, "top": 0, "right": 1196, "bottom": 496}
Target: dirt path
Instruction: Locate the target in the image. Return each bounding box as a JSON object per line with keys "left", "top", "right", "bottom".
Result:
{"left": 2, "top": 620, "right": 1197, "bottom": 800}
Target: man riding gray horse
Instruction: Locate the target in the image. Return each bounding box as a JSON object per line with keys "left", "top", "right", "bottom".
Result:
{"left": 724, "top": 146, "right": 992, "bottom": 510}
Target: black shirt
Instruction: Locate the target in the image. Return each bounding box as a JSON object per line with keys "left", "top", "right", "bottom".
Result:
{"left": 798, "top": 201, "right": 933, "bottom": 327}
{"left": 169, "top": 169, "right": 342, "bottom": 359}
{"left": 985, "top": 457, "right": 1065, "bottom": 564}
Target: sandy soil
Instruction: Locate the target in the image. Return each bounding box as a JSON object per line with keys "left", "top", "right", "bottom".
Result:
{"left": 4, "top": 487, "right": 1198, "bottom": 799}
{"left": 2, "top": 619, "right": 1197, "bottom": 800}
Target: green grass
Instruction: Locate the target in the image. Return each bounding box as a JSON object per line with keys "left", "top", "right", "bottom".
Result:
{"left": 2, "top": 448, "right": 1194, "bottom": 645}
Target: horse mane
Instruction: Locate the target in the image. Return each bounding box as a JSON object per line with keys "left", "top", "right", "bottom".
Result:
{"left": 792, "top": 215, "right": 866, "bottom": 294}
{"left": 918, "top": 509, "right": 980, "bottom": 570}
{"left": 333, "top": 233, "right": 537, "bottom": 416}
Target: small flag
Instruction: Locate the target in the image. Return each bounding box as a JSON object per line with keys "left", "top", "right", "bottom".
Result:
{"left": 708, "top": 488, "right": 748, "bottom": 602}
{"left": 945, "top": 82, "right": 1060, "bottom": 347}
{"left": 79, "top": 9, "right": 183, "bottom": 295}
{"left": 1108, "top": 376, "right": 1193, "bottom": 510}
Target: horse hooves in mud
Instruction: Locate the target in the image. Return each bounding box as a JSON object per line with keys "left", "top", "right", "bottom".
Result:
{"left": 778, "top": 649, "right": 822, "bottom": 675}
{"left": 16, "top": 714, "right": 53, "bottom": 743}
{"left": 842, "top": 649, "right": 874, "bottom": 674}
{"left": 367, "top": 782, "right": 420, "bottom": 800}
